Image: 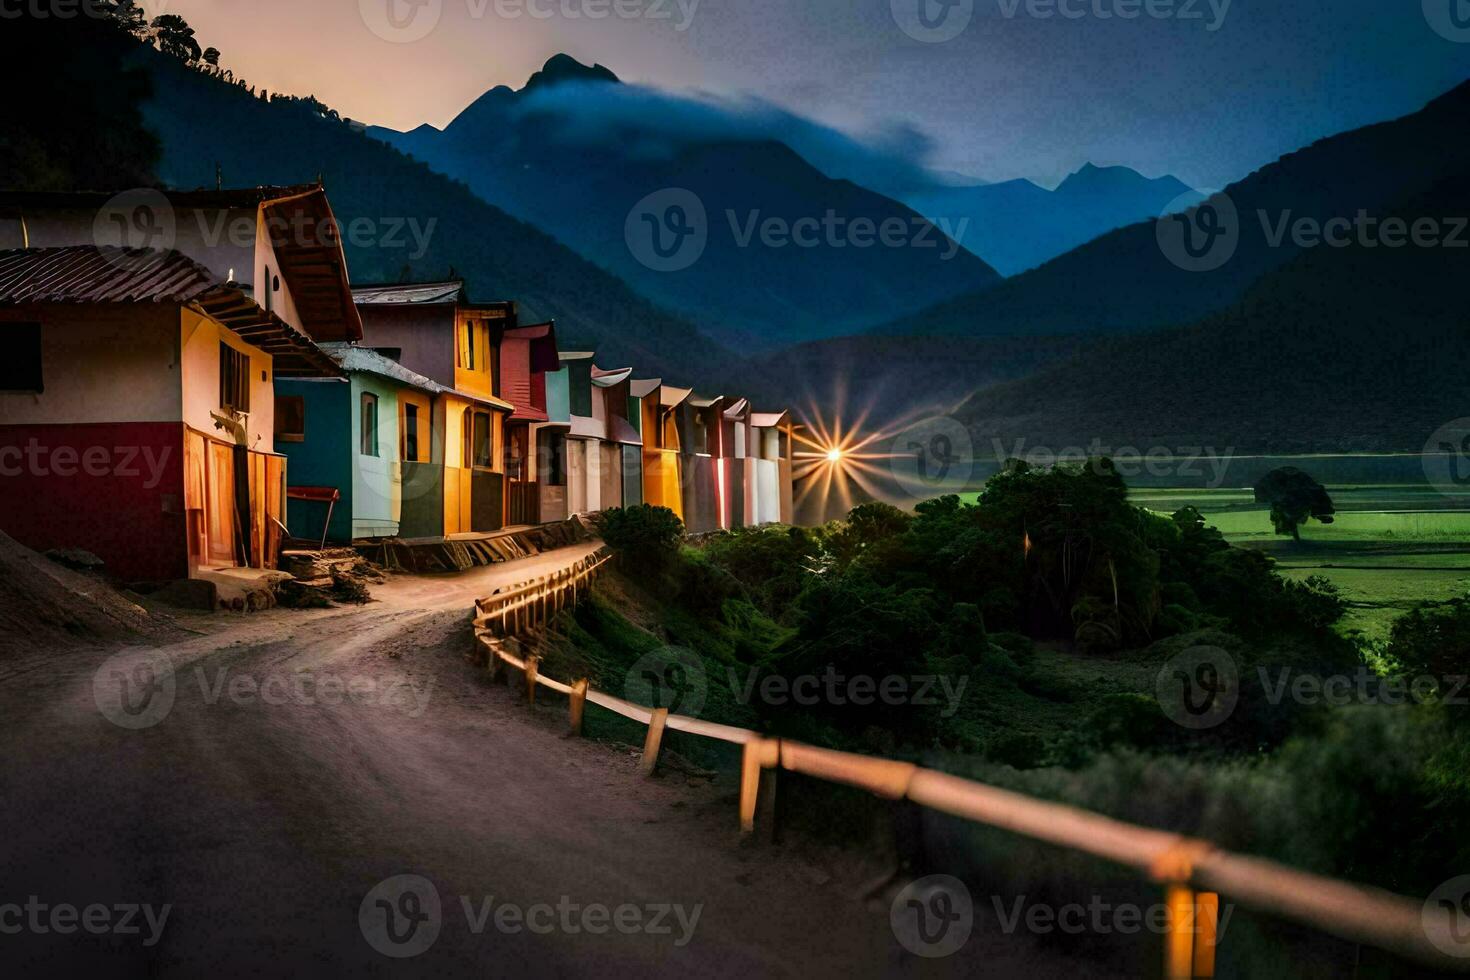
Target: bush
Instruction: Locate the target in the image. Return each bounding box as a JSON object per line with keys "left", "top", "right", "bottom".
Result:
{"left": 987, "top": 731, "right": 1047, "bottom": 769}
{"left": 1387, "top": 598, "right": 1470, "bottom": 682}
{"left": 600, "top": 505, "right": 684, "bottom": 571}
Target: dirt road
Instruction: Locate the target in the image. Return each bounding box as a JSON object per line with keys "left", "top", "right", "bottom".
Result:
{"left": 0, "top": 545, "right": 1113, "bottom": 978}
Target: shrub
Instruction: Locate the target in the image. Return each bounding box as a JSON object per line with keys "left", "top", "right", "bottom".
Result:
{"left": 600, "top": 505, "right": 684, "bottom": 571}
{"left": 1387, "top": 598, "right": 1470, "bottom": 682}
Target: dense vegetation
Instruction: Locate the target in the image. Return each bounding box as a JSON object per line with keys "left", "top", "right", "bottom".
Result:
{"left": 549, "top": 462, "right": 1470, "bottom": 916}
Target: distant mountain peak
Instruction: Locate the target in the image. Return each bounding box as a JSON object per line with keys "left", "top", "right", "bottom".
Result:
{"left": 523, "top": 54, "right": 620, "bottom": 92}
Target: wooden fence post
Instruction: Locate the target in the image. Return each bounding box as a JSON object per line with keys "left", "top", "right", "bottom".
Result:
{"left": 1193, "top": 893, "right": 1219, "bottom": 978}
{"left": 570, "top": 679, "right": 589, "bottom": 736}
{"left": 1164, "top": 884, "right": 1196, "bottom": 980}
{"left": 641, "top": 707, "right": 669, "bottom": 776}
{"left": 524, "top": 654, "right": 539, "bottom": 705}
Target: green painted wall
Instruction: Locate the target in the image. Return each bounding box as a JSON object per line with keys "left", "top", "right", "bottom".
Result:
{"left": 350, "top": 373, "right": 403, "bottom": 540}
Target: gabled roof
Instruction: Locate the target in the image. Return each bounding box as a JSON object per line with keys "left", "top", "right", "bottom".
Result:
{"left": 751, "top": 410, "right": 790, "bottom": 428}
{"left": 660, "top": 385, "right": 693, "bottom": 409}
{"left": 0, "top": 185, "right": 363, "bottom": 344}
{"left": 0, "top": 247, "right": 341, "bottom": 378}
{"left": 591, "top": 365, "right": 633, "bottom": 388}
{"left": 559, "top": 351, "right": 595, "bottom": 363}
{"left": 352, "top": 280, "right": 466, "bottom": 306}
{"left": 319, "top": 343, "right": 513, "bottom": 409}
{"left": 722, "top": 398, "right": 750, "bottom": 419}
{"left": 504, "top": 320, "right": 560, "bottom": 373}
{"left": 629, "top": 378, "right": 661, "bottom": 399}
{"left": 688, "top": 393, "right": 724, "bottom": 409}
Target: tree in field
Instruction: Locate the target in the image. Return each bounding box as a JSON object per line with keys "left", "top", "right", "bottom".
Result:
{"left": 150, "top": 14, "right": 202, "bottom": 63}
{"left": 1254, "top": 467, "right": 1335, "bottom": 541}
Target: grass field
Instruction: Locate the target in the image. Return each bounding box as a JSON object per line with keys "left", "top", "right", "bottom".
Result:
{"left": 1127, "top": 484, "right": 1470, "bottom": 643}
{"left": 957, "top": 476, "right": 1470, "bottom": 643}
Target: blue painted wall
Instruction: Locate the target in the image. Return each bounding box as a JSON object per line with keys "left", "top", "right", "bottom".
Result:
{"left": 275, "top": 379, "right": 354, "bottom": 544}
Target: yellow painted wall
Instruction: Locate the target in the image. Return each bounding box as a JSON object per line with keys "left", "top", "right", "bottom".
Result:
{"left": 180, "top": 307, "right": 275, "bottom": 452}
{"left": 453, "top": 311, "right": 497, "bottom": 399}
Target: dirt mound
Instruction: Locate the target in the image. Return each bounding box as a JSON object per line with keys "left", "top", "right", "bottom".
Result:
{"left": 0, "top": 530, "right": 181, "bottom": 655}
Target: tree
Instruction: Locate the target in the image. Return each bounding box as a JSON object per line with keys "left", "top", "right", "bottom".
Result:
{"left": 150, "top": 14, "right": 202, "bottom": 64}
{"left": 101, "top": 0, "right": 149, "bottom": 37}
{"left": 202, "top": 47, "right": 221, "bottom": 68}
{"left": 1254, "top": 467, "right": 1335, "bottom": 541}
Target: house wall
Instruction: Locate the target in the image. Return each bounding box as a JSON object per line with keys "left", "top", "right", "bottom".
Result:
{"left": 351, "top": 374, "right": 403, "bottom": 539}
{"left": 453, "top": 310, "right": 498, "bottom": 400}
{"left": 273, "top": 379, "right": 353, "bottom": 544}
{"left": 357, "top": 305, "right": 456, "bottom": 387}
{"left": 544, "top": 368, "right": 571, "bottom": 424}
{"left": 180, "top": 307, "right": 274, "bottom": 450}
{"left": 0, "top": 306, "right": 190, "bottom": 580}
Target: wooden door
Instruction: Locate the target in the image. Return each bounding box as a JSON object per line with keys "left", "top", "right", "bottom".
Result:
{"left": 205, "top": 441, "right": 236, "bottom": 567}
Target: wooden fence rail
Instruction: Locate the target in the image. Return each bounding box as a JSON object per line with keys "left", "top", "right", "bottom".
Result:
{"left": 471, "top": 550, "right": 1469, "bottom": 977}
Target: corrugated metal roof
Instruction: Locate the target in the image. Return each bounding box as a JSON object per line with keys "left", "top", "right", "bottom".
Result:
{"left": 0, "top": 247, "right": 216, "bottom": 304}
{"left": 0, "top": 185, "right": 321, "bottom": 211}
{"left": 0, "top": 247, "right": 343, "bottom": 379}
{"left": 352, "top": 280, "right": 465, "bottom": 306}
{"left": 319, "top": 343, "right": 513, "bottom": 410}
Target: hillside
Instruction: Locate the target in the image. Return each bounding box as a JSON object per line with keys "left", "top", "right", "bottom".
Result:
{"left": 128, "top": 45, "right": 732, "bottom": 381}
{"left": 371, "top": 55, "right": 1000, "bottom": 351}
{"left": 953, "top": 177, "right": 1470, "bottom": 454}
{"left": 879, "top": 79, "right": 1470, "bottom": 340}
{"left": 899, "top": 163, "right": 1202, "bottom": 276}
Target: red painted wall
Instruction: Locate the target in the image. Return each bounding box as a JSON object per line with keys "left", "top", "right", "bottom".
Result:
{"left": 0, "top": 422, "right": 187, "bottom": 582}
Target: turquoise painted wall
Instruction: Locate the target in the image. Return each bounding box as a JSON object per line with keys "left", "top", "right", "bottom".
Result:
{"left": 545, "top": 367, "right": 571, "bottom": 424}
{"left": 274, "top": 379, "right": 354, "bottom": 544}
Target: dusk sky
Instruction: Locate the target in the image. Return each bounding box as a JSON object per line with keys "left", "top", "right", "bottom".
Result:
{"left": 168, "top": 0, "right": 1469, "bottom": 189}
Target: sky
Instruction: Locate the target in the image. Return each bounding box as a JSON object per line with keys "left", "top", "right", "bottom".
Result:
{"left": 162, "top": 0, "right": 1470, "bottom": 189}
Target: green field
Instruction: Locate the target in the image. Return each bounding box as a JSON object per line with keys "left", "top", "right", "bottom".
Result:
{"left": 1128, "top": 485, "right": 1470, "bottom": 642}
{"left": 958, "top": 476, "right": 1470, "bottom": 643}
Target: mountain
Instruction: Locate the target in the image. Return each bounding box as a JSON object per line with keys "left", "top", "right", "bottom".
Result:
{"left": 898, "top": 163, "right": 1202, "bottom": 276}
{"left": 127, "top": 49, "right": 732, "bottom": 381}
{"left": 952, "top": 174, "right": 1470, "bottom": 455}
{"left": 369, "top": 55, "right": 1000, "bottom": 352}
{"left": 878, "top": 80, "right": 1470, "bottom": 341}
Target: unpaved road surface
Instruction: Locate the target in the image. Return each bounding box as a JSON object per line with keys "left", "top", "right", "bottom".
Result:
{"left": 0, "top": 545, "right": 1114, "bottom": 978}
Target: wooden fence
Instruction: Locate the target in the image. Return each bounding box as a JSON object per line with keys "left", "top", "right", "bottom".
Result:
{"left": 471, "top": 550, "right": 1469, "bottom": 977}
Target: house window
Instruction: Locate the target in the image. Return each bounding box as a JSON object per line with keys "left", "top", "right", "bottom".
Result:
{"left": 403, "top": 403, "right": 420, "bottom": 462}
{"left": 361, "top": 392, "right": 379, "bottom": 457}
{"left": 220, "top": 342, "right": 250, "bottom": 413}
{"left": 275, "top": 395, "right": 305, "bottom": 442}
{"left": 465, "top": 321, "right": 475, "bottom": 371}
{"left": 465, "top": 409, "right": 492, "bottom": 469}
{"left": 0, "top": 322, "right": 42, "bottom": 392}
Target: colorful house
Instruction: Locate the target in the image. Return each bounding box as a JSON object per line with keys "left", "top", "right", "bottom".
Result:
{"left": 641, "top": 384, "right": 690, "bottom": 521}
{"left": 273, "top": 344, "right": 511, "bottom": 543}
{"left": 352, "top": 281, "right": 515, "bottom": 535}
{"left": 748, "top": 411, "right": 796, "bottom": 526}
{"left": 0, "top": 246, "right": 344, "bottom": 582}
{"left": 498, "top": 321, "right": 564, "bottom": 527}
{"left": 676, "top": 393, "right": 728, "bottom": 533}
{"left": 0, "top": 186, "right": 358, "bottom": 582}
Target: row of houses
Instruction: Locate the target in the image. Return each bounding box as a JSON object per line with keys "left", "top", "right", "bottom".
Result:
{"left": 0, "top": 185, "right": 793, "bottom": 586}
